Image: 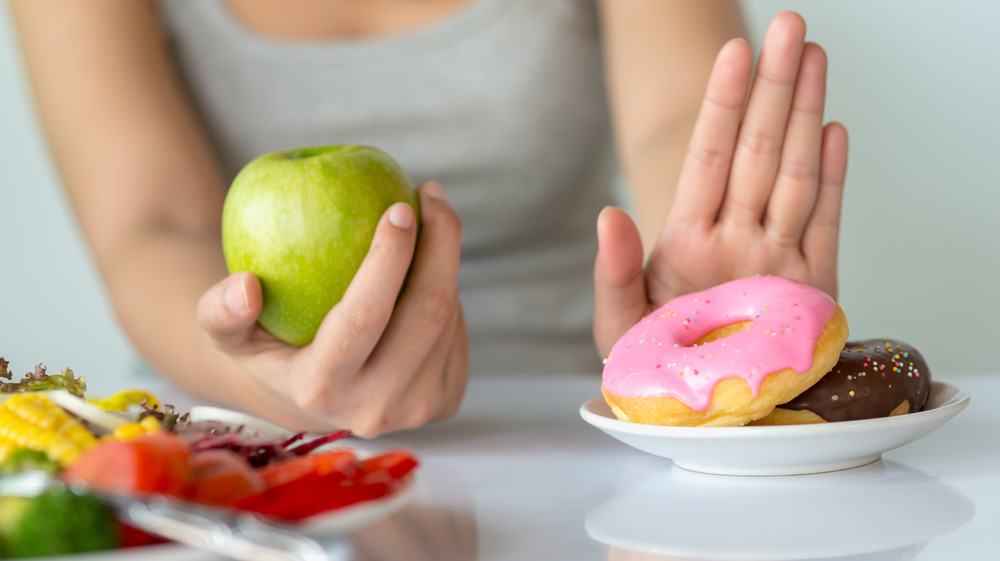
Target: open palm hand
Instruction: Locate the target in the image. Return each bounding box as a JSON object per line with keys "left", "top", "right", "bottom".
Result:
{"left": 595, "top": 12, "right": 848, "bottom": 356}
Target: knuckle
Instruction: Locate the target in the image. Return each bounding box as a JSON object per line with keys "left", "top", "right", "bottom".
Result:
{"left": 194, "top": 299, "right": 215, "bottom": 330}
{"left": 755, "top": 66, "right": 796, "bottom": 88}
{"left": 342, "top": 302, "right": 386, "bottom": 338}
{"left": 291, "top": 380, "right": 339, "bottom": 418}
{"left": 724, "top": 198, "right": 766, "bottom": 229}
{"left": 686, "top": 144, "right": 730, "bottom": 170}
{"left": 368, "top": 233, "right": 406, "bottom": 262}
{"left": 195, "top": 291, "right": 225, "bottom": 330}
{"left": 416, "top": 287, "right": 456, "bottom": 325}
{"left": 432, "top": 201, "right": 463, "bottom": 235}
{"left": 765, "top": 225, "right": 802, "bottom": 251}
{"left": 439, "top": 395, "right": 462, "bottom": 421}
{"left": 352, "top": 393, "right": 398, "bottom": 438}
{"left": 295, "top": 389, "right": 329, "bottom": 417}
{"left": 401, "top": 400, "right": 435, "bottom": 431}
{"left": 737, "top": 129, "right": 780, "bottom": 157}
{"left": 778, "top": 160, "right": 819, "bottom": 183}
{"left": 358, "top": 410, "right": 393, "bottom": 439}
{"left": 323, "top": 404, "right": 384, "bottom": 439}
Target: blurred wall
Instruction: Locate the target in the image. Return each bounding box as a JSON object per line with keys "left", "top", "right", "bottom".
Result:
{"left": 742, "top": 1, "right": 1000, "bottom": 375}
{"left": 0, "top": 1, "right": 996, "bottom": 391}
{"left": 0, "top": 2, "right": 134, "bottom": 394}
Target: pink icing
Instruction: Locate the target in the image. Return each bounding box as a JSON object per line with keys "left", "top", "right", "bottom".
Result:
{"left": 601, "top": 276, "right": 836, "bottom": 411}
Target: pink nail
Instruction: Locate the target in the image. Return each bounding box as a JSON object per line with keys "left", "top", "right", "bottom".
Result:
{"left": 388, "top": 203, "right": 415, "bottom": 229}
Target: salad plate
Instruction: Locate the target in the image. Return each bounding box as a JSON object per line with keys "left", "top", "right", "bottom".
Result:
{"left": 579, "top": 381, "right": 970, "bottom": 476}
{"left": 0, "top": 397, "right": 416, "bottom": 560}
{"left": 41, "top": 471, "right": 416, "bottom": 561}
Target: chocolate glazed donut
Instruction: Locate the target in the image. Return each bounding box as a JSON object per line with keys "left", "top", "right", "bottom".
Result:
{"left": 753, "top": 339, "right": 932, "bottom": 425}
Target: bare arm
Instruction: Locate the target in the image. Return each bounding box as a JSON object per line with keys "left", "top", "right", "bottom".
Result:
{"left": 598, "top": 0, "right": 746, "bottom": 252}
{"left": 9, "top": 0, "right": 311, "bottom": 424}
{"left": 10, "top": 0, "right": 467, "bottom": 436}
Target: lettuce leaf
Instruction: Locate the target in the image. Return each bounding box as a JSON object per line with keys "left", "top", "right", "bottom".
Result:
{"left": 0, "top": 358, "right": 88, "bottom": 398}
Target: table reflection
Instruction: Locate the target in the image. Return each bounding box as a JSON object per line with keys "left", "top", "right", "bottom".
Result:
{"left": 586, "top": 460, "right": 973, "bottom": 560}
{"left": 349, "top": 462, "right": 477, "bottom": 561}
{"left": 605, "top": 543, "right": 926, "bottom": 561}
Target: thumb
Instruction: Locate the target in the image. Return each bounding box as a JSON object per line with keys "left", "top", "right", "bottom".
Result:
{"left": 196, "top": 271, "right": 264, "bottom": 351}
{"left": 593, "top": 206, "right": 648, "bottom": 357}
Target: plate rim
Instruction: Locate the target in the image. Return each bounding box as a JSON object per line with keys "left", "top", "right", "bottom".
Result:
{"left": 579, "top": 380, "right": 970, "bottom": 439}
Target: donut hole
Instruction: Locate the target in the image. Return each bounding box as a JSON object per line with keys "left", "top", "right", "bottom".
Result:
{"left": 694, "top": 320, "right": 751, "bottom": 346}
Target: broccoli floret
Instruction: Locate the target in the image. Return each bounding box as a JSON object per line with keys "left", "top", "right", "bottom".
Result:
{"left": 0, "top": 486, "right": 119, "bottom": 557}
{"left": 0, "top": 450, "right": 60, "bottom": 476}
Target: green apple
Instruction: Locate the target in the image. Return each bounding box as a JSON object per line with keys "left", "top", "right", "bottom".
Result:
{"left": 221, "top": 145, "right": 419, "bottom": 346}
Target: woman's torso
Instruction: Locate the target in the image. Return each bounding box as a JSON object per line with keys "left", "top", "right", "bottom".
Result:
{"left": 158, "top": 0, "right": 619, "bottom": 374}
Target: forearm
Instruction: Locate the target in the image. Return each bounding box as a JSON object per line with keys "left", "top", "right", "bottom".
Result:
{"left": 599, "top": 0, "right": 747, "bottom": 252}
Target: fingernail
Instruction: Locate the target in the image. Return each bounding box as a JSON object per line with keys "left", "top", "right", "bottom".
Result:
{"left": 388, "top": 202, "right": 415, "bottom": 229}
{"left": 422, "top": 181, "right": 447, "bottom": 201}
{"left": 225, "top": 277, "right": 249, "bottom": 313}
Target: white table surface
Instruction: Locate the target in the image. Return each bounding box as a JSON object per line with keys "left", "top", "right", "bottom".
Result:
{"left": 64, "top": 371, "right": 996, "bottom": 561}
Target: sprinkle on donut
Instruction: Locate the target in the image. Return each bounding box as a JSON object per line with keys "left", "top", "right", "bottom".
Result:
{"left": 763, "top": 338, "right": 932, "bottom": 423}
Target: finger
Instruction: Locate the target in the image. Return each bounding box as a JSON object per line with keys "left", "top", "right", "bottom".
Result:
{"left": 310, "top": 201, "right": 418, "bottom": 372}
{"left": 722, "top": 11, "right": 807, "bottom": 226}
{"left": 436, "top": 306, "right": 469, "bottom": 421}
{"left": 764, "top": 42, "right": 828, "bottom": 246}
{"left": 368, "top": 305, "right": 468, "bottom": 435}
{"left": 670, "top": 38, "right": 752, "bottom": 225}
{"left": 371, "top": 181, "right": 463, "bottom": 377}
{"left": 390, "top": 303, "right": 464, "bottom": 432}
{"left": 803, "top": 121, "right": 848, "bottom": 298}
{"left": 195, "top": 271, "right": 264, "bottom": 351}
{"left": 593, "top": 206, "right": 647, "bottom": 356}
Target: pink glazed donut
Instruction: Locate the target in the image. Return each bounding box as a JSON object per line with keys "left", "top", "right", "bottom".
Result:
{"left": 601, "top": 276, "right": 849, "bottom": 426}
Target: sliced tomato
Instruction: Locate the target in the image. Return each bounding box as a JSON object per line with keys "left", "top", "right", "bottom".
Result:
{"left": 238, "top": 450, "right": 358, "bottom": 518}
{"left": 291, "top": 475, "right": 396, "bottom": 519}
{"left": 357, "top": 449, "right": 419, "bottom": 481}
{"left": 186, "top": 449, "right": 266, "bottom": 506}
{"left": 236, "top": 448, "right": 417, "bottom": 522}
{"left": 62, "top": 432, "right": 191, "bottom": 496}
{"left": 237, "top": 470, "right": 397, "bottom": 521}
{"left": 257, "top": 449, "right": 357, "bottom": 489}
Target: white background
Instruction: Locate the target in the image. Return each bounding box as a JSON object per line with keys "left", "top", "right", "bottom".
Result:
{"left": 0, "top": 1, "right": 997, "bottom": 394}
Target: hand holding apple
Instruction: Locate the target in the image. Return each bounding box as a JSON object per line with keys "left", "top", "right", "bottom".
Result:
{"left": 221, "top": 145, "right": 420, "bottom": 346}
{"left": 197, "top": 148, "right": 468, "bottom": 437}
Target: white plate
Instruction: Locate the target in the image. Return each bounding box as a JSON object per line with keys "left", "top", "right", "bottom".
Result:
{"left": 187, "top": 405, "right": 298, "bottom": 438}
{"left": 579, "top": 381, "right": 969, "bottom": 476}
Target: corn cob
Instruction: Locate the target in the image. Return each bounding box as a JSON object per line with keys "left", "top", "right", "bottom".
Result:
{"left": 109, "top": 415, "right": 162, "bottom": 441}
{"left": 0, "top": 393, "right": 97, "bottom": 466}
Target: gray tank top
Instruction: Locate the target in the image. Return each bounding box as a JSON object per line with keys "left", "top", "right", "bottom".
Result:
{"left": 158, "top": 0, "right": 618, "bottom": 375}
